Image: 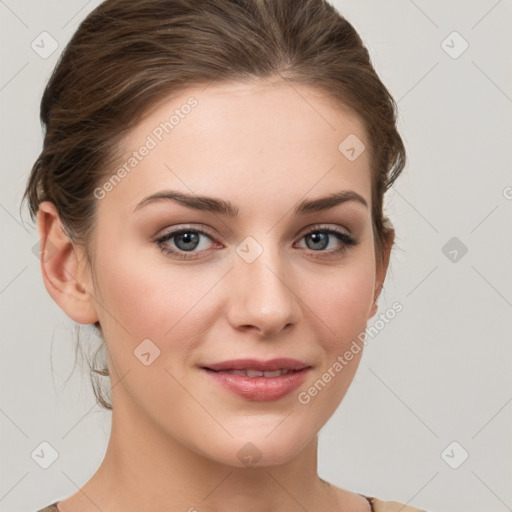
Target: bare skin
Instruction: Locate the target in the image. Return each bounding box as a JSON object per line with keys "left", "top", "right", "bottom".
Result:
{"left": 39, "top": 77, "right": 390, "bottom": 512}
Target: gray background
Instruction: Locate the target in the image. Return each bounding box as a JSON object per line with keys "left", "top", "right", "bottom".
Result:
{"left": 1, "top": 1, "right": 511, "bottom": 511}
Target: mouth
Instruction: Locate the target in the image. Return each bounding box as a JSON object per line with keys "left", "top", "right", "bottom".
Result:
{"left": 200, "top": 358, "right": 312, "bottom": 401}
{"left": 201, "top": 357, "right": 311, "bottom": 373}
{"left": 206, "top": 368, "right": 297, "bottom": 377}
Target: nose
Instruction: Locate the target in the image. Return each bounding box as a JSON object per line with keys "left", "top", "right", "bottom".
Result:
{"left": 226, "top": 243, "right": 303, "bottom": 338}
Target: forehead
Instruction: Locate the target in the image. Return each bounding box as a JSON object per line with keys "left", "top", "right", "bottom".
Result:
{"left": 100, "top": 79, "right": 372, "bottom": 215}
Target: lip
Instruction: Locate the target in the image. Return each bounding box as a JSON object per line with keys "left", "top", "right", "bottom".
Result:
{"left": 201, "top": 358, "right": 310, "bottom": 372}
{"left": 200, "top": 358, "right": 311, "bottom": 401}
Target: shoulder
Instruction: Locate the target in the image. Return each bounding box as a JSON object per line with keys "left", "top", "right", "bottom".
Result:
{"left": 36, "top": 496, "right": 430, "bottom": 512}
{"left": 34, "top": 503, "right": 59, "bottom": 512}
{"left": 365, "top": 495, "right": 428, "bottom": 512}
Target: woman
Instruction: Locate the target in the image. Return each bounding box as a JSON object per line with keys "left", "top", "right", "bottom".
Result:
{"left": 25, "top": 0, "right": 426, "bottom": 510}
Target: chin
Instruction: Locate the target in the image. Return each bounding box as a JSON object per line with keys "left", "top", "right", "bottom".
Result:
{"left": 196, "top": 425, "right": 315, "bottom": 469}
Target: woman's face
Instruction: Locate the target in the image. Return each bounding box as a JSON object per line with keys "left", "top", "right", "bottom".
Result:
{"left": 80, "top": 79, "right": 387, "bottom": 467}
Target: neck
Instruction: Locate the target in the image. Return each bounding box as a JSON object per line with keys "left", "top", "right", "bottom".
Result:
{"left": 75, "top": 394, "right": 339, "bottom": 512}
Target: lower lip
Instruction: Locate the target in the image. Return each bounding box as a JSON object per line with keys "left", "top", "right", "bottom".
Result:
{"left": 202, "top": 368, "right": 310, "bottom": 401}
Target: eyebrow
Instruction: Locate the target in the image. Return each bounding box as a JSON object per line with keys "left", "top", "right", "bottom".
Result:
{"left": 133, "top": 189, "right": 368, "bottom": 216}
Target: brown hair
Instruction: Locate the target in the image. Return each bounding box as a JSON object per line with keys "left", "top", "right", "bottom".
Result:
{"left": 22, "top": 0, "right": 406, "bottom": 410}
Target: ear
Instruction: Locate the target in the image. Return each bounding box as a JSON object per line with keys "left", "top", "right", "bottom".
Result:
{"left": 369, "top": 226, "right": 395, "bottom": 318}
{"left": 37, "top": 201, "right": 99, "bottom": 325}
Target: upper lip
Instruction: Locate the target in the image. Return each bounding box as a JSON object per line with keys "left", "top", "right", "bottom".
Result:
{"left": 201, "top": 358, "right": 311, "bottom": 372}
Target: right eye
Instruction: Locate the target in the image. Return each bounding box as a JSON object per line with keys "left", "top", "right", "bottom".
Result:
{"left": 155, "top": 227, "right": 220, "bottom": 260}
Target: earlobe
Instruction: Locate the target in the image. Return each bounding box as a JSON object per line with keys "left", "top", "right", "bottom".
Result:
{"left": 369, "top": 295, "right": 379, "bottom": 319}
{"left": 37, "top": 201, "right": 99, "bottom": 325}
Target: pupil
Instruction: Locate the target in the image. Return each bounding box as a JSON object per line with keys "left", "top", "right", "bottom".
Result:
{"left": 177, "top": 232, "right": 199, "bottom": 251}
{"left": 307, "top": 233, "right": 328, "bottom": 250}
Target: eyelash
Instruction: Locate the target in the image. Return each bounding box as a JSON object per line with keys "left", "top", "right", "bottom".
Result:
{"left": 155, "top": 224, "right": 358, "bottom": 261}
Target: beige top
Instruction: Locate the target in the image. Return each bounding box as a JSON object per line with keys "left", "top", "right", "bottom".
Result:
{"left": 36, "top": 495, "right": 427, "bottom": 511}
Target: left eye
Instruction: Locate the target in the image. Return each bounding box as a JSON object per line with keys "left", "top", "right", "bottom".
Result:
{"left": 155, "top": 226, "right": 357, "bottom": 260}
{"left": 297, "top": 230, "right": 354, "bottom": 251}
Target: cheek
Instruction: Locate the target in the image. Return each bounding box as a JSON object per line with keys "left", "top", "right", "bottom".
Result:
{"left": 293, "top": 262, "right": 375, "bottom": 426}
{"left": 94, "top": 239, "right": 376, "bottom": 356}
{"left": 92, "top": 246, "right": 221, "bottom": 364}
{"left": 306, "top": 258, "right": 376, "bottom": 348}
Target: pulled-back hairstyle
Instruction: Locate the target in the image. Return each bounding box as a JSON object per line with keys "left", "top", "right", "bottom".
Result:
{"left": 23, "top": 0, "right": 406, "bottom": 410}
